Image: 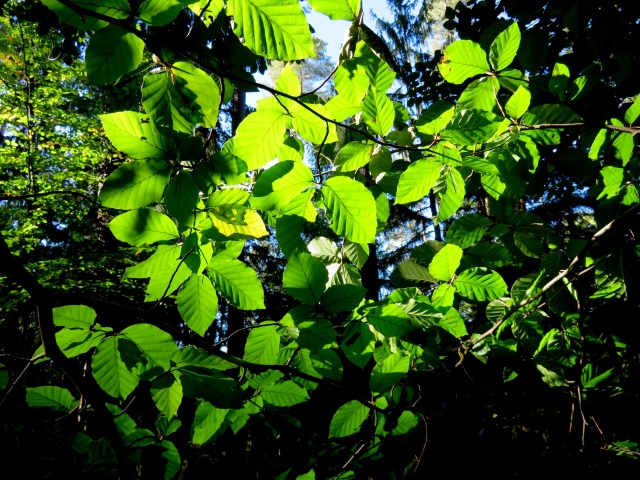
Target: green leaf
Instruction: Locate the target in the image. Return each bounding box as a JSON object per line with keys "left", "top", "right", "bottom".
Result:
{"left": 624, "top": 95, "right": 640, "bottom": 125}
{"left": 322, "top": 176, "right": 377, "bottom": 244}
{"left": 179, "top": 367, "right": 241, "bottom": 408}
{"left": 53, "top": 305, "right": 97, "bottom": 329}
{"left": 243, "top": 323, "right": 279, "bottom": 364}
{"left": 192, "top": 401, "right": 229, "bottom": 446}
{"left": 290, "top": 102, "right": 338, "bottom": 144}
{"left": 171, "top": 62, "right": 221, "bottom": 129}
{"left": 307, "top": 0, "right": 360, "bottom": 20}
{"left": 208, "top": 258, "right": 265, "bottom": 310}
{"left": 121, "top": 323, "right": 177, "bottom": 372}
{"left": 505, "top": 86, "right": 531, "bottom": 119}
{"left": 362, "top": 90, "right": 395, "bottom": 136}
{"left": 446, "top": 214, "right": 493, "bottom": 248}
{"left": 142, "top": 70, "right": 200, "bottom": 134}
{"left": 429, "top": 244, "right": 463, "bottom": 282}
{"left": 454, "top": 267, "right": 508, "bottom": 302}
{"left": 457, "top": 76, "right": 500, "bottom": 112}
{"left": 41, "top": 0, "right": 108, "bottom": 30}
{"left": 320, "top": 284, "right": 367, "bottom": 312}
{"left": 366, "top": 304, "right": 414, "bottom": 337}
{"left": 309, "top": 349, "right": 343, "bottom": 381}
{"left": 440, "top": 109, "right": 501, "bottom": 145}
{"left": 233, "top": 107, "right": 287, "bottom": 171}
{"left": 521, "top": 104, "right": 582, "bottom": 126}
{"left": 92, "top": 337, "right": 140, "bottom": 400}
{"left": 100, "top": 159, "right": 172, "bottom": 210}
{"left": 171, "top": 346, "right": 237, "bottom": 371}
{"left": 369, "top": 352, "right": 410, "bottom": 394}
{"left": 343, "top": 240, "right": 369, "bottom": 269}
{"left": 335, "top": 142, "right": 374, "bottom": 172}
{"left": 276, "top": 215, "right": 307, "bottom": 258}
{"left": 151, "top": 374, "right": 183, "bottom": 419}
{"left": 296, "top": 320, "right": 337, "bottom": 351}
{"left": 0, "top": 363, "right": 7, "bottom": 391}
{"left": 86, "top": 25, "right": 145, "bottom": 84}
{"left": 145, "top": 260, "right": 192, "bottom": 301}
{"left": 489, "top": 22, "right": 521, "bottom": 71}
{"left": 261, "top": 380, "right": 310, "bottom": 406}
{"left": 437, "top": 307, "right": 468, "bottom": 338}
{"left": 415, "top": 100, "right": 455, "bottom": 135}
{"left": 100, "top": 111, "right": 176, "bottom": 160}
{"left": 26, "top": 386, "right": 77, "bottom": 412}
{"left": 283, "top": 252, "right": 328, "bottom": 305}
{"left": 109, "top": 209, "right": 179, "bottom": 246}
{"left": 436, "top": 167, "right": 465, "bottom": 224}
{"left": 125, "top": 244, "right": 181, "bottom": 278}
{"left": 177, "top": 274, "right": 219, "bottom": 336}
{"left": 328, "top": 400, "right": 369, "bottom": 438}
{"left": 390, "top": 259, "right": 436, "bottom": 288}
{"left": 226, "top": 0, "right": 314, "bottom": 60}
{"left": 438, "top": 40, "right": 490, "bottom": 84}
{"left": 159, "top": 440, "right": 181, "bottom": 480}
{"left": 341, "top": 321, "right": 375, "bottom": 368}
{"left": 164, "top": 171, "right": 200, "bottom": 223}
{"left": 392, "top": 411, "right": 420, "bottom": 436}
{"left": 139, "top": 0, "right": 185, "bottom": 26}
{"left": 395, "top": 159, "right": 442, "bottom": 205}
{"left": 250, "top": 160, "right": 315, "bottom": 212}
{"left": 56, "top": 328, "right": 107, "bottom": 358}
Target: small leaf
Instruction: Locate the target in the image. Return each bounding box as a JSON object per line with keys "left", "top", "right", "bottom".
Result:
{"left": 505, "top": 86, "right": 531, "bottom": 119}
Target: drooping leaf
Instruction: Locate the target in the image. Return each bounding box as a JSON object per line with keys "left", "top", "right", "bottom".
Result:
{"left": 226, "top": 0, "right": 315, "bottom": 60}
{"left": 283, "top": 252, "right": 328, "bottom": 305}
{"left": 341, "top": 321, "right": 375, "bottom": 368}
{"left": 335, "top": 142, "right": 374, "bottom": 172}
{"left": 243, "top": 323, "right": 279, "bottom": 364}
{"left": 121, "top": 323, "right": 177, "bottom": 373}
{"left": 171, "top": 61, "right": 222, "bottom": 129}
{"left": 208, "top": 258, "right": 265, "bottom": 310}
{"left": 151, "top": 373, "right": 183, "bottom": 419}
{"left": 436, "top": 167, "right": 466, "bottom": 224}
{"left": 125, "top": 244, "right": 181, "bottom": 278}
{"left": 369, "top": 352, "right": 410, "bottom": 394}
{"left": 177, "top": 274, "right": 219, "bottom": 336}
{"left": 192, "top": 401, "right": 229, "bottom": 446}
{"left": 164, "top": 171, "right": 200, "bottom": 224}
{"left": 322, "top": 176, "right": 377, "bottom": 244}
{"left": 92, "top": 337, "right": 140, "bottom": 401}
{"left": 362, "top": 90, "right": 395, "bottom": 136}
{"left": 56, "top": 328, "right": 107, "bottom": 358}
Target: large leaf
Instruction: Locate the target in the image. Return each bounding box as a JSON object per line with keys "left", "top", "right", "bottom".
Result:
{"left": 164, "top": 171, "right": 200, "bottom": 223}
{"left": 226, "top": 0, "right": 314, "bottom": 60}
{"left": 141, "top": 70, "right": 200, "bottom": 133}
{"left": 86, "top": 25, "right": 145, "bottom": 84}
{"left": 283, "top": 252, "right": 328, "bottom": 305}
{"left": 208, "top": 206, "right": 268, "bottom": 240}
{"left": 429, "top": 244, "right": 463, "bottom": 282}
{"left": 505, "top": 86, "right": 531, "bottom": 119}
{"left": 321, "top": 176, "right": 377, "bottom": 244}
{"left": 395, "top": 159, "right": 442, "bottom": 204}
{"left": 121, "top": 323, "right": 177, "bottom": 373}
{"left": 307, "top": 0, "right": 359, "bottom": 20}
{"left": 41, "top": 0, "right": 109, "bottom": 30}
{"left": 328, "top": 400, "right": 369, "bottom": 438}
{"left": 26, "top": 386, "right": 78, "bottom": 412}
{"left": 125, "top": 244, "right": 181, "bottom": 278}
{"left": 138, "top": 0, "right": 185, "bottom": 26}
{"left": 56, "top": 328, "right": 107, "bottom": 358}
{"left": 390, "top": 259, "right": 436, "bottom": 288}
{"left": 99, "top": 159, "right": 172, "bottom": 210}
{"left": 109, "top": 209, "right": 179, "bottom": 246}
{"left": 177, "top": 274, "right": 219, "bottom": 336}
{"left": 454, "top": 267, "right": 508, "bottom": 302}
{"left": 320, "top": 284, "right": 367, "bottom": 312}
{"left": 171, "top": 62, "right": 221, "bottom": 129}
{"left": 208, "top": 258, "right": 265, "bottom": 310}
{"left": 243, "top": 323, "right": 279, "bottom": 364}
{"left": 100, "top": 111, "right": 176, "bottom": 160}
{"left": 261, "top": 380, "right": 310, "bottom": 406}
{"left": 92, "top": 337, "right": 140, "bottom": 400}
{"left": 457, "top": 76, "right": 500, "bottom": 112}
{"left": 438, "top": 40, "right": 490, "bottom": 84}
{"left": 335, "top": 142, "right": 374, "bottom": 172}
{"left": 296, "top": 320, "right": 337, "bottom": 351}
{"left": 366, "top": 304, "right": 414, "bottom": 337}
{"left": 489, "top": 22, "right": 521, "bottom": 71}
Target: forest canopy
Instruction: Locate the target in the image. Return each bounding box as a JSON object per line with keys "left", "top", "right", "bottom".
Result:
{"left": 1, "top": 0, "right": 639, "bottom": 478}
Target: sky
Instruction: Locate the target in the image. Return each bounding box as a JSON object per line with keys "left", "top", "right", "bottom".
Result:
{"left": 246, "top": 2, "right": 389, "bottom": 106}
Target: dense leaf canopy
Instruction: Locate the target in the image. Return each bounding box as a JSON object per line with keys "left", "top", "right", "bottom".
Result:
{"left": 1, "top": 0, "right": 639, "bottom": 478}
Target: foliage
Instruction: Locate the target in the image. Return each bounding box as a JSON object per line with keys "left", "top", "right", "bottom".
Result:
{"left": 1, "top": 0, "right": 639, "bottom": 478}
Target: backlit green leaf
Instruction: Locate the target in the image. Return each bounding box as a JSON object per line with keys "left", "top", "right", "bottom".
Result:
{"left": 208, "top": 258, "right": 265, "bottom": 310}
{"left": 53, "top": 305, "right": 97, "bottom": 329}
{"left": 261, "top": 380, "right": 309, "bottom": 406}
{"left": 489, "top": 22, "right": 521, "bottom": 71}
{"left": 92, "top": 337, "right": 140, "bottom": 400}
{"left": 438, "top": 40, "right": 490, "bottom": 84}
{"left": 322, "top": 176, "right": 377, "bottom": 244}
{"left": 329, "top": 400, "right": 369, "bottom": 438}
{"left": 505, "top": 86, "right": 531, "bottom": 119}
{"left": 307, "top": 0, "right": 360, "bottom": 20}
{"left": 100, "top": 159, "right": 172, "bottom": 210}
{"left": 244, "top": 323, "right": 279, "bottom": 364}
{"left": 100, "top": 111, "right": 176, "bottom": 160}
{"left": 369, "top": 352, "right": 410, "bottom": 394}
{"left": 192, "top": 401, "right": 229, "bottom": 446}
{"left": 395, "top": 159, "right": 442, "bottom": 204}
{"left": 86, "top": 25, "right": 144, "bottom": 84}
{"left": 454, "top": 267, "right": 508, "bottom": 302}
{"left": 109, "top": 209, "right": 179, "bottom": 246}
{"left": 177, "top": 274, "right": 219, "bottom": 336}
{"left": 283, "top": 252, "right": 328, "bottom": 305}
{"left": 26, "top": 386, "right": 77, "bottom": 412}
{"left": 429, "top": 244, "right": 463, "bottom": 282}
